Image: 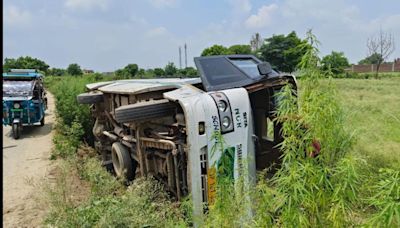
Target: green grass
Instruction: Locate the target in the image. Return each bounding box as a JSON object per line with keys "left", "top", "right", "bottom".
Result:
{"left": 332, "top": 78, "right": 400, "bottom": 168}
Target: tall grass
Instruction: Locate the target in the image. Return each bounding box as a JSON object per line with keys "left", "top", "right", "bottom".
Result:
{"left": 367, "top": 168, "right": 400, "bottom": 226}
{"left": 44, "top": 155, "right": 188, "bottom": 227}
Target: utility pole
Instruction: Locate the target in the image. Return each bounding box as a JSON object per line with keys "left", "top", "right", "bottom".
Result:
{"left": 184, "top": 43, "right": 187, "bottom": 68}
{"left": 179, "top": 46, "right": 182, "bottom": 69}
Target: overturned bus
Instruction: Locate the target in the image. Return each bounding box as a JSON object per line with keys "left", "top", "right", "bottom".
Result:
{"left": 77, "top": 55, "right": 297, "bottom": 217}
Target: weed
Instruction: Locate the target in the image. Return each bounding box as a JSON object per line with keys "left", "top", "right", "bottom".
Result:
{"left": 366, "top": 168, "right": 400, "bottom": 227}
{"left": 265, "top": 30, "right": 360, "bottom": 227}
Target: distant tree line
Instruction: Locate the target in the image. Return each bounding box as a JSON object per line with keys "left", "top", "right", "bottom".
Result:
{"left": 114, "top": 62, "right": 198, "bottom": 79}
{"left": 3, "top": 56, "right": 49, "bottom": 73}
{"left": 2, "top": 57, "right": 198, "bottom": 79}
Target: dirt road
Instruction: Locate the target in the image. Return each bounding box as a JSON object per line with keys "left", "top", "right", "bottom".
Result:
{"left": 3, "top": 93, "right": 56, "bottom": 227}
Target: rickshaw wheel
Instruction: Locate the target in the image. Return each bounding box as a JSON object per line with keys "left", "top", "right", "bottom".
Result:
{"left": 12, "top": 123, "right": 21, "bottom": 139}
{"left": 40, "top": 117, "right": 45, "bottom": 126}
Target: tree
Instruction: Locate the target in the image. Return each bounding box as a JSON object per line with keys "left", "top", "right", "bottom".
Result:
{"left": 259, "top": 31, "right": 309, "bottom": 73}
{"left": 358, "top": 53, "right": 384, "bottom": 65}
{"left": 137, "top": 68, "right": 146, "bottom": 78}
{"left": 164, "top": 62, "right": 178, "bottom": 76}
{"left": 3, "top": 56, "right": 49, "bottom": 73}
{"left": 366, "top": 29, "right": 395, "bottom": 78}
{"left": 153, "top": 68, "right": 165, "bottom": 77}
{"left": 228, "top": 44, "right": 252, "bottom": 55}
{"left": 124, "top": 64, "right": 139, "bottom": 77}
{"left": 321, "top": 51, "right": 350, "bottom": 75}
{"left": 67, "top": 63, "right": 83, "bottom": 76}
{"left": 201, "top": 44, "right": 252, "bottom": 56}
{"left": 114, "top": 63, "right": 140, "bottom": 79}
{"left": 48, "top": 68, "right": 66, "bottom": 76}
{"left": 3, "top": 58, "right": 19, "bottom": 72}
{"left": 177, "top": 67, "right": 198, "bottom": 78}
{"left": 201, "top": 45, "right": 230, "bottom": 56}
{"left": 114, "top": 69, "right": 128, "bottom": 79}
{"left": 184, "top": 67, "right": 198, "bottom": 77}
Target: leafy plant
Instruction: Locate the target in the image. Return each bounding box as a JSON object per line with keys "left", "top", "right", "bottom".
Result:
{"left": 366, "top": 168, "right": 400, "bottom": 227}
{"left": 266, "top": 30, "right": 359, "bottom": 227}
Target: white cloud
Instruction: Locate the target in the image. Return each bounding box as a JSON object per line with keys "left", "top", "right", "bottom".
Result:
{"left": 230, "top": 0, "right": 252, "bottom": 14}
{"left": 148, "top": 0, "right": 179, "bottom": 9}
{"left": 146, "top": 26, "right": 168, "bottom": 37}
{"left": 245, "top": 4, "right": 278, "bottom": 28}
{"left": 4, "top": 5, "right": 32, "bottom": 27}
{"left": 65, "top": 0, "right": 109, "bottom": 11}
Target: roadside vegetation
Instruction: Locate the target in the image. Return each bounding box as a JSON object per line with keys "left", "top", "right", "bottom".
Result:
{"left": 41, "top": 33, "right": 398, "bottom": 226}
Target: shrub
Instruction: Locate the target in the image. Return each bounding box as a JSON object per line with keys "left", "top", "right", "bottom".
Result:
{"left": 45, "top": 75, "right": 104, "bottom": 145}
{"left": 51, "top": 121, "right": 84, "bottom": 159}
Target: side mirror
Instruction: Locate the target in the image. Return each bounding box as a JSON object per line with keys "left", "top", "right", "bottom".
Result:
{"left": 258, "top": 62, "right": 272, "bottom": 76}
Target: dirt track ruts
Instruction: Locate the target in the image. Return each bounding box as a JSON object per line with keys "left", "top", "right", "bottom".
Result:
{"left": 3, "top": 92, "right": 56, "bottom": 227}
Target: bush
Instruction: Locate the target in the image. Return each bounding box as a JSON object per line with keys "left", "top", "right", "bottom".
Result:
{"left": 45, "top": 75, "right": 103, "bottom": 146}
{"left": 51, "top": 121, "right": 84, "bottom": 159}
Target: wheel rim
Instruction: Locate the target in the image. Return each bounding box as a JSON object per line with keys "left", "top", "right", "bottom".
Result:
{"left": 112, "top": 147, "right": 122, "bottom": 176}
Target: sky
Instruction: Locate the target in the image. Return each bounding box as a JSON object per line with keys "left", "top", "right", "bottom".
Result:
{"left": 3, "top": 0, "right": 400, "bottom": 72}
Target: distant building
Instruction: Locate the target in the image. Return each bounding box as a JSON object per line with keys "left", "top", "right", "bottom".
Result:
{"left": 83, "top": 69, "right": 94, "bottom": 74}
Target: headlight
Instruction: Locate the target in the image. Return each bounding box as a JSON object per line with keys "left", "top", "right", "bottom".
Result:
{"left": 210, "top": 92, "right": 234, "bottom": 134}
{"left": 217, "top": 100, "right": 227, "bottom": 112}
{"left": 13, "top": 103, "right": 21, "bottom": 109}
{"left": 222, "top": 116, "right": 231, "bottom": 128}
